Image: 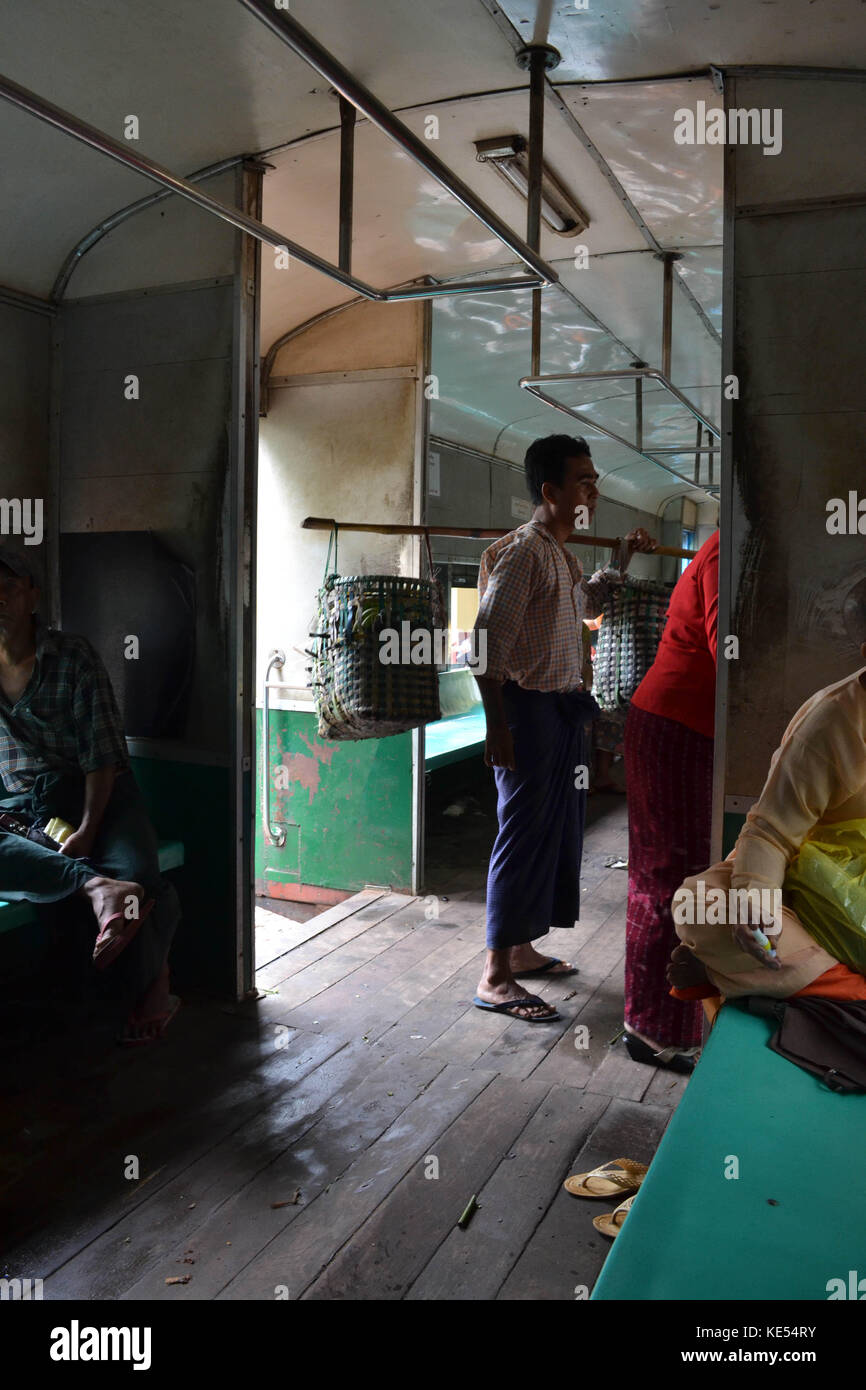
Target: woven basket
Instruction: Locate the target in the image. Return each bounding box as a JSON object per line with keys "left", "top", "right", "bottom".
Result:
{"left": 310, "top": 573, "right": 443, "bottom": 740}
{"left": 594, "top": 576, "right": 673, "bottom": 711}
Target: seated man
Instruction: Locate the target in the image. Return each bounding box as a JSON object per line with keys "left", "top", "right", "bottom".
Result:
{"left": 668, "top": 581, "right": 866, "bottom": 1005}
{"left": 0, "top": 547, "right": 180, "bottom": 1044}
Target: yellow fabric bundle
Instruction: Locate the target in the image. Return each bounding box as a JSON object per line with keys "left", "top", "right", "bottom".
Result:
{"left": 784, "top": 820, "right": 866, "bottom": 973}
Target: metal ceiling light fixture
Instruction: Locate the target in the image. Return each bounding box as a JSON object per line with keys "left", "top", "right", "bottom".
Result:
{"left": 474, "top": 136, "right": 590, "bottom": 237}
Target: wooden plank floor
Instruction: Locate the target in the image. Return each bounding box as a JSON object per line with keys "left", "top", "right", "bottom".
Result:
{"left": 0, "top": 796, "right": 689, "bottom": 1300}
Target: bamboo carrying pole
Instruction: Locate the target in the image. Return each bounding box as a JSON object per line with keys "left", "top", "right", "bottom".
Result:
{"left": 301, "top": 516, "right": 697, "bottom": 560}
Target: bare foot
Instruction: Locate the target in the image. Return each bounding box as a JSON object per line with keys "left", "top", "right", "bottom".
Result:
{"left": 509, "top": 943, "right": 575, "bottom": 974}
{"left": 120, "top": 964, "right": 179, "bottom": 1044}
{"left": 82, "top": 875, "right": 146, "bottom": 928}
{"left": 119, "top": 997, "right": 180, "bottom": 1045}
{"left": 475, "top": 974, "right": 558, "bottom": 1020}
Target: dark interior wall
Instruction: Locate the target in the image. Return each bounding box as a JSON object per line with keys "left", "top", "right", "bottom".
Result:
{"left": 56, "top": 165, "right": 244, "bottom": 758}
{"left": 723, "top": 74, "right": 866, "bottom": 799}
{"left": 50, "top": 170, "right": 253, "bottom": 996}
{"left": 0, "top": 300, "right": 52, "bottom": 592}
{"left": 58, "top": 281, "right": 235, "bottom": 753}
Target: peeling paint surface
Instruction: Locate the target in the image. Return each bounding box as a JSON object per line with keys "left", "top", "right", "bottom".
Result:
{"left": 256, "top": 708, "right": 413, "bottom": 894}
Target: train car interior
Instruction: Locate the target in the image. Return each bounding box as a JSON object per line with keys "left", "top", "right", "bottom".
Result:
{"left": 1, "top": 0, "right": 865, "bottom": 1318}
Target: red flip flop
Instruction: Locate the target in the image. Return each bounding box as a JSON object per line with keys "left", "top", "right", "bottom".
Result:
{"left": 92, "top": 896, "right": 155, "bottom": 971}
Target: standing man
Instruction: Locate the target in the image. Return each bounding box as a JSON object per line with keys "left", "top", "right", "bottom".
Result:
{"left": 471, "top": 435, "right": 656, "bottom": 1022}
{"left": 0, "top": 548, "right": 180, "bottom": 1044}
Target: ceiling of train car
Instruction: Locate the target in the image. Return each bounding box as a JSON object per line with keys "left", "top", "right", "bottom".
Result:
{"left": 3, "top": 0, "right": 863, "bottom": 302}
{"left": 428, "top": 272, "right": 719, "bottom": 512}
{"left": 496, "top": 0, "right": 866, "bottom": 76}
{"left": 0, "top": 0, "right": 526, "bottom": 298}
{"left": 2, "top": 0, "right": 863, "bottom": 505}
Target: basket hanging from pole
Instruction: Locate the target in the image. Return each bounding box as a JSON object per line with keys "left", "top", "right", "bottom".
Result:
{"left": 310, "top": 571, "right": 443, "bottom": 740}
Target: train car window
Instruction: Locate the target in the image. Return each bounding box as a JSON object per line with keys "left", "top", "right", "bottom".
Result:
{"left": 445, "top": 563, "right": 481, "bottom": 669}
{"left": 680, "top": 528, "right": 696, "bottom": 575}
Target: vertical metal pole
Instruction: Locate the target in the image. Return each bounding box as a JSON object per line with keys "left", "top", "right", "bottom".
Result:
{"left": 532, "top": 0, "right": 555, "bottom": 44}
{"left": 635, "top": 376, "right": 644, "bottom": 453}
{"left": 338, "top": 95, "right": 355, "bottom": 275}
{"left": 411, "top": 299, "right": 433, "bottom": 897}
{"left": 528, "top": 49, "right": 546, "bottom": 377}
{"left": 48, "top": 314, "right": 63, "bottom": 628}
{"left": 232, "top": 160, "right": 264, "bottom": 999}
{"left": 711, "top": 72, "right": 737, "bottom": 871}
{"left": 662, "top": 253, "right": 674, "bottom": 379}
{"left": 694, "top": 420, "right": 702, "bottom": 484}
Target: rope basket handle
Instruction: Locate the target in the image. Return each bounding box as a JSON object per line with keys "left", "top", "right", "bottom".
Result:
{"left": 323, "top": 522, "right": 339, "bottom": 583}
{"left": 420, "top": 526, "right": 448, "bottom": 633}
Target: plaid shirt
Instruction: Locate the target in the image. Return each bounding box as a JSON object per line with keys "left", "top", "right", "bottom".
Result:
{"left": 0, "top": 623, "right": 129, "bottom": 793}
{"left": 473, "top": 520, "right": 623, "bottom": 692}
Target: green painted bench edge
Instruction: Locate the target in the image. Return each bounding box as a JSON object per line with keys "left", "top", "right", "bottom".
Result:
{"left": 590, "top": 1001, "right": 866, "bottom": 1300}
{"left": 424, "top": 669, "right": 485, "bottom": 770}
{"left": 0, "top": 838, "right": 185, "bottom": 935}
{"left": 424, "top": 708, "right": 486, "bottom": 770}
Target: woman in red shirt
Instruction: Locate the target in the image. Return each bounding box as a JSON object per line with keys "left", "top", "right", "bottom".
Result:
{"left": 622, "top": 529, "right": 719, "bottom": 1071}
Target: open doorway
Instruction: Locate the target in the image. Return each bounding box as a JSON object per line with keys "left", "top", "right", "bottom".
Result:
{"left": 248, "top": 61, "right": 723, "bottom": 977}
{"left": 251, "top": 295, "right": 429, "bottom": 973}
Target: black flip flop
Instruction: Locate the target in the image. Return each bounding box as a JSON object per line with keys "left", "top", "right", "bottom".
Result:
{"left": 473, "top": 993, "right": 561, "bottom": 1022}
{"left": 512, "top": 957, "right": 579, "bottom": 978}
{"left": 623, "top": 1032, "right": 697, "bottom": 1074}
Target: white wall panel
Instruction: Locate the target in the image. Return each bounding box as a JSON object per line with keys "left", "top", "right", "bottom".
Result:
{"left": 257, "top": 300, "right": 423, "bottom": 698}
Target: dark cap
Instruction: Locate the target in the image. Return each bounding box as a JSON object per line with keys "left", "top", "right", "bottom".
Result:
{"left": 0, "top": 546, "right": 34, "bottom": 583}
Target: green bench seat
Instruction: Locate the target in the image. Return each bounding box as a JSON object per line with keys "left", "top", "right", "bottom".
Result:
{"left": 592, "top": 1001, "right": 866, "bottom": 1301}
{"left": 0, "top": 838, "right": 186, "bottom": 936}
{"left": 425, "top": 667, "right": 486, "bottom": 770}
{"left": 425, "top": 707, "right": 487, "bottom": 770}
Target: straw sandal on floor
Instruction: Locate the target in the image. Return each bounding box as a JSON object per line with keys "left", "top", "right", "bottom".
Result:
{"left": 593, "top": 1193, "right": 635, "bottom": 1239}
{"left": 563, "top": 1158, "right": 648, "bottom": 1200}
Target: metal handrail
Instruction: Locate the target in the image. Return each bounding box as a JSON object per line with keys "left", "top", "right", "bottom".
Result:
{"left": 0, "top": 16, "right": 559, "bottom": 303}
{"left": 262, "top": 649, "right": 287, "bottom": 847}
{"left": 519, "top": 370, "right": 720, "bottom": 501}
{"left": 236, "top": 0, "right": 558, "bottom": 291}
{"left": 521, "top": 367, "right": 721, "bottom": 440}
{"left": 50, "top": 154, "right": 246, "bottom": 302}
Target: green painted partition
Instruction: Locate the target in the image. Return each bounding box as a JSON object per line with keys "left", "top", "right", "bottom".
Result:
{"left": 255, "top": 708, "right": 414, "bottom": 897}
{"left": 129, "top": 757, "right": 233, "bottom": 994}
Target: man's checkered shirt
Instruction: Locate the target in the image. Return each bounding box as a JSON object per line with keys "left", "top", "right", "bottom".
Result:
{"left": 473, "top": 520, "right": 623, "bottom": 692}
{"left": 0, "top": 624, "right": 129, "bottom": 793}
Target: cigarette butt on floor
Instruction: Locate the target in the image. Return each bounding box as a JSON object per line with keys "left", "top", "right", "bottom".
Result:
{"left": 271, "top": 1190, "right": 302, "bottom": 1208}
{"left": 457, "top": 1194, "right": 479, "bottom": 1230}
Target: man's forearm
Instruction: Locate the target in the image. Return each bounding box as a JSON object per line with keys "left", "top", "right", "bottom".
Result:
{"left": 79, "top": 766, "right": 117, "bottom": 835}
{"left": 475, "top": 675, "right": 507, "bottom": 729}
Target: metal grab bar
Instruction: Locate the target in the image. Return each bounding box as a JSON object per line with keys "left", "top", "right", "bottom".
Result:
{"left": 263, "top": 649, "right": 287, "bottom": 847}
{"left": 236, "top": 0, "right": 558, "bottom": 290}
{"left": 0, "top": 72, "right": 550, "bottom": 303}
